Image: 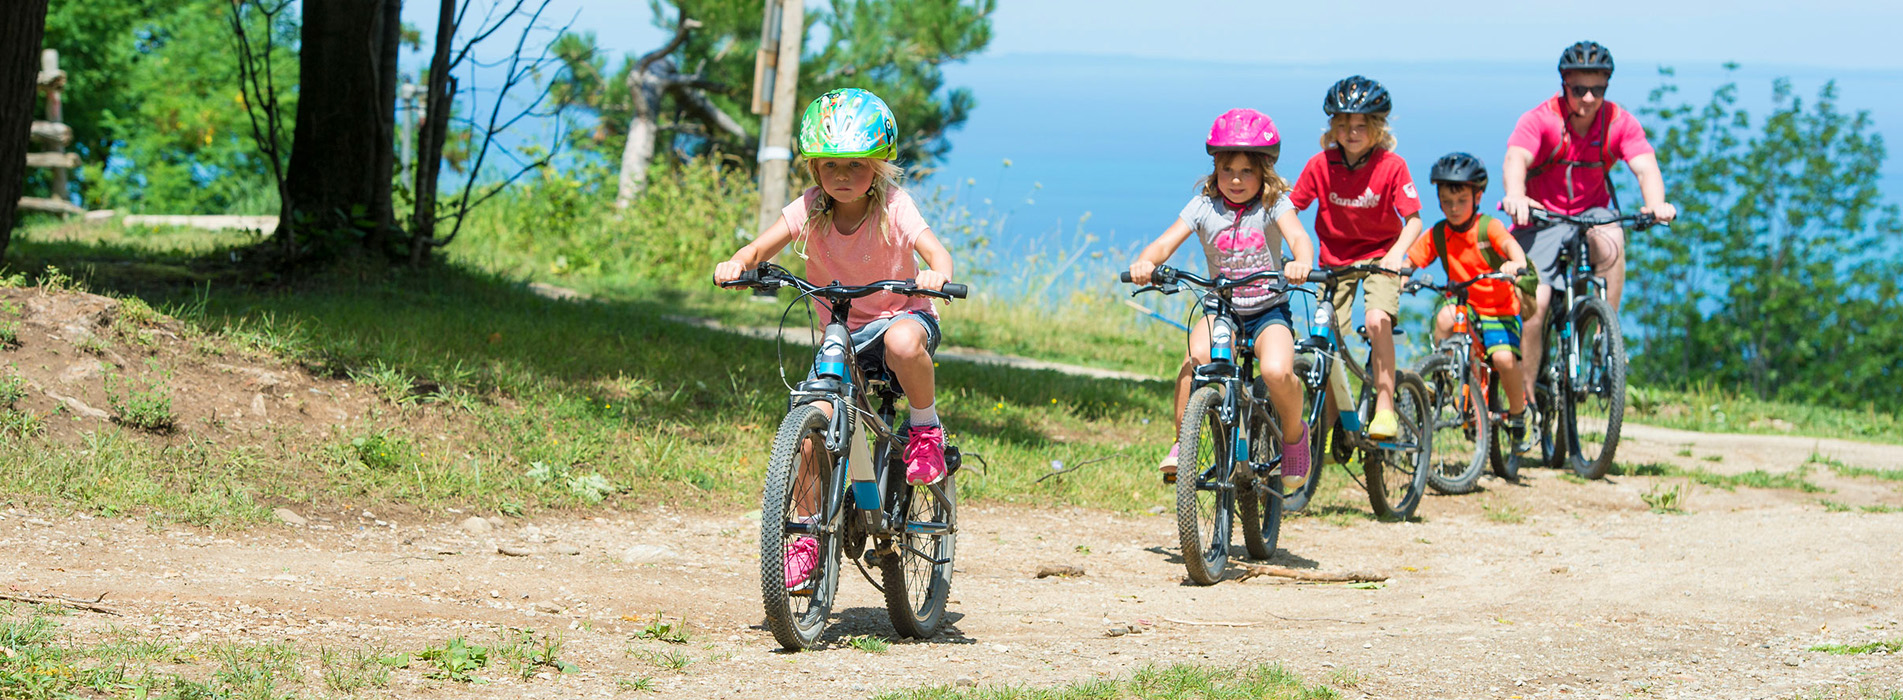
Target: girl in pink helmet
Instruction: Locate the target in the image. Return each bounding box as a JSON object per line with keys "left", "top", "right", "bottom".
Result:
{"left": 1128, "top": 109, "right": 1318, "bottom": 488}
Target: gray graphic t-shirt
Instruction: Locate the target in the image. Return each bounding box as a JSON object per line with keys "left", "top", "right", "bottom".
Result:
{"left": 1180, "top": 193, "right": 1293, "bottom": 313}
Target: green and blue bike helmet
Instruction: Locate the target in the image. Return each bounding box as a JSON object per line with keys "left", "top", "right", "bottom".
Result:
{"left": 797, "top": 88, "right": 898, "bottom": 160}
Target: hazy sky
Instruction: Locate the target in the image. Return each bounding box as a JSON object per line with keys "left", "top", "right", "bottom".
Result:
{"left": 403, "top": 1, "right": 1903, "bottom": 71}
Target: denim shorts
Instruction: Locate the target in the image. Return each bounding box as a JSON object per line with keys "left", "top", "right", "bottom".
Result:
{"left": 1237, "top": 304, "right": 1293, "bottom": 345}
{"left": 808, "top": 311, "right": 941, "bottom": 379}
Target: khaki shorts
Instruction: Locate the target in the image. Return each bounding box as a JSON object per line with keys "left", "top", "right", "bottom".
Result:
{"left": 1326, "top": 265, "right": 1402, "bottom": 329}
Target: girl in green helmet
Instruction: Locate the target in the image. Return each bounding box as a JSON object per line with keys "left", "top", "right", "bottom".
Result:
{"left": 713, "top": 89, "right": 957, "bottom": 589}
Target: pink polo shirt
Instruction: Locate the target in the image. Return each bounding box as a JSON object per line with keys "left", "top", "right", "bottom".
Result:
{"left": 781, "top": 185, "right": 938, "bottom": 329}
{"left": 1508, "top": 96, "right": 1653, "bottom": 215}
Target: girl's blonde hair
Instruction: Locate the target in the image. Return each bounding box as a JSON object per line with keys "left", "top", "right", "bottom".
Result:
{"left": 1199, "top": 151, "right": 1290, "bottom": 210}
{"left": 795, "top": 158, "right": 906, "bottom": 250}
{"left": 1319, "top": 113, "right": 1398, "bottom": 153}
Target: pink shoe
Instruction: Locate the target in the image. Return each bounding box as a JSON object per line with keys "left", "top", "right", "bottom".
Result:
{"left": 905, "top": 424, "right": 947, "bottom": 485}
{"left": 1160, "top": 443, "right": 1180, "bottom": 484}
{"left": 783, "top": 536, "right": 818, "bottom": 589}
{"left": 1280, "top": 422, "right": 1311, "bottom": 490}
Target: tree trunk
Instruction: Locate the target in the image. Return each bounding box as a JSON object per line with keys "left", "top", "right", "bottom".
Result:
{"left": 409, "top": 0, "right": 456, "bottom": 265}
{"left": 283, "top": 0, "right": 400, "bottom": 258}
{"left": 0, "top": 0, "right": 51, "bottom": 259}
{"left": 615, "top": 70, "right": 665, "bottom": 208}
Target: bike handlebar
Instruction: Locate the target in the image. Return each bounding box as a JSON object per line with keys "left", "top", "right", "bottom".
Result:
{"left": 717, "top": 263, "right": 969, "bottom": 300}
{"left": 1403, "top": 270, "right": 1522, "bottom": 296}
{"left": 1526, "top": 208, "right": 1665, "bottom": 232}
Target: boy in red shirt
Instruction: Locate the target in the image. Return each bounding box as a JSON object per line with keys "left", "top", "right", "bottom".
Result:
{"left": 1407, "top": 153, "right": 1537, "bottom": 452}
{"left": 1290, "top": 75, "right": 1423, "bottom": 439}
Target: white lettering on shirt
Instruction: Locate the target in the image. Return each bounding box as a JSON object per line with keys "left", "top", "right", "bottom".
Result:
{"left": 1328, "top": 187, "right": 1382, "bottom": 208}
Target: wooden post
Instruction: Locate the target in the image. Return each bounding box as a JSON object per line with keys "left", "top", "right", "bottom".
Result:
{"left": 39, "top": 49, "right": 67, "bottom": 204}
{"left": 753, "top": 0, "right": 802, "bottom": 234}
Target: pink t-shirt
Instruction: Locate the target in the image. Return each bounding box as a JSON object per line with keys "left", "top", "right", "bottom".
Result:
{"left": 781, "top": 185, "right": 938, "bottom": 329}
{"left": 1508, "top": 96, "right": 1653, "bottom": 215}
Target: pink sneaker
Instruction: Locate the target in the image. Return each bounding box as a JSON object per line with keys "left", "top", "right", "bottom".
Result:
{"left": 783, "top": 536, "right": 818, "bottom": 589}
{"left": 1160, "top": 443, "right": 1180, "bottom": 484}
{"left": 1279, "top": 422, "right": 1311, "bottom": 490}
{"left": 905, "top": 424, "right": 947, "bottom": 485}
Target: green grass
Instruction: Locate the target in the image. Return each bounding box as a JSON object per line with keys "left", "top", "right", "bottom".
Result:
{"left": 874, "top": 663, "right": 1340, "bottom": 700}
{"left": 1481, "top": 498, "right": 1526, "bottom": 524}
{"left": 1818, "top": 500, "right": 1903, "bottom": 514}
{"left": 0, "top": 223, "right": 1180, "bottom": 521}
{"left": 1611, "top": 462, "right": 1825, "bottom": 493}
{"left": 1807, "top": 640, "right": 1902, "bottom": 655}
{"left": 1641, "top": 482, "right": 1688, "bottom": 514}
{"left": 1810, "top": 452, "right": 1903, "bottom": 482}
{"left": 0, "top": 603, "right": 388, "bottom": 699}
{"left": 1625, "top": 383, "right": 1903, "bottom": 444}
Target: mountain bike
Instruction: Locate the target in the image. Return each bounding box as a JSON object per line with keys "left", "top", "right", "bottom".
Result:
{"left": 1121, "top": 266, "right": 1297, "bottom": 585}
{"left": 1525, "top": 209, "right": 1661, "bottom": 479}
{"left": 1284, "top": 265, "right": 1433, "bottom": 521}
{"left": 1404, "top": 271, "right": 1527, "bottom": 492}
{"left": 719, "top": 262, "right": 970, "bottom": 650}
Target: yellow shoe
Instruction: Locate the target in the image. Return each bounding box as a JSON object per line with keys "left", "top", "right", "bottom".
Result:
{"left": 1368, "top": 409, "right": 1399, "bottom": 440}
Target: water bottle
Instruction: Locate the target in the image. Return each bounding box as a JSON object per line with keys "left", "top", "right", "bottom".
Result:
{"left": 1210, "top": 317, "right": 1236, "bottom": 362}
{"left": 815, "top": 326, "right": 851, "bottom": 379}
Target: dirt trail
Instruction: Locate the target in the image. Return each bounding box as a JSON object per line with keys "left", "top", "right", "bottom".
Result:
{"left": 6, "top": 441, "right": 1901, "bottom": 700}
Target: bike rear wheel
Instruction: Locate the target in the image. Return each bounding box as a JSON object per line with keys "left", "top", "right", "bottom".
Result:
{"left": 1486, "top": 372, "right": 1513, "bottom": 480}
{"left": 1176, "top": 385, "right": 1235, "bottom": 585}
{"left": 1418, "top": 354, "right": 1488, "bottom": 495}
{"left": 880, "top": 473, "right": 956, "bottom": 639}
{"left": 1568, "top": 297, "right": 1626, "bottom": 479}
{"left": 759, "top": 404, "right": 843, "bottom": 650}
{"left": 1366, "top": 372, "right": 1432, "bottom": 521}
{"left": 1237, "top": 386, "right": 1283, "bottom": 561}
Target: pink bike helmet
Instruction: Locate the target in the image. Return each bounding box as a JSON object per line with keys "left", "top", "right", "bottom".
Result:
{"left": 1206, "top": 108, "right": 1281, "bottom": 158}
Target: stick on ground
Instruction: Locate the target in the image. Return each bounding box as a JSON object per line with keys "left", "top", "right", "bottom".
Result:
{"left": 1234, "top": 564, "right": 1389, "bottom": 584}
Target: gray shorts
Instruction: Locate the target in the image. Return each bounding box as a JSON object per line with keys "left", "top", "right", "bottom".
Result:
{"left": 1512, "top": 206, "right": 1617, "bottom": 290}
{"left": 807, "top": 311, "right": 941, "bottom": 379}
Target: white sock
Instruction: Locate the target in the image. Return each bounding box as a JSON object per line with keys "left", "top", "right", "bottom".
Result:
{"left": 908, "top": 403, "right": 939, "bottom": 427}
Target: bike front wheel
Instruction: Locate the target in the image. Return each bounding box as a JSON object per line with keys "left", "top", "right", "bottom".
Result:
{"left": 1237, "top": 386, "right": 1283, "bottom": 561}
{"left": 1568, "top": 297, "right": 1626, "bottom": 479}
{"left": 880, "top": 473, "right": 956, "bottom": 639}
{"left": 1418, "top": 354, "right": 1488, "bottom": 495}
{"left": 759, "top": 404, "right": 843, "bottom": 651}
{"left": 1366, "top": 371, "right": 1433, "bottom": 521}
{"left": 1176, "top": 385, "right": 1235, "bottom": 585}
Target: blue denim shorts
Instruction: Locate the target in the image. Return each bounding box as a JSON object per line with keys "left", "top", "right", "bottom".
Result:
{"left": 808, "top": 311, "right": 941, "bottom": 379}
{"left": 1237, "top": 304, "right": 1293, "bottom": 346}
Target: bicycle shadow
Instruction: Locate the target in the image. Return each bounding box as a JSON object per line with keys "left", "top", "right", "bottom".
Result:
{"left": 760, "top": 608, "right": 976, "bottom": 651}
{"left": 1140, "top": 545, "right": 1322, "bottom": 582}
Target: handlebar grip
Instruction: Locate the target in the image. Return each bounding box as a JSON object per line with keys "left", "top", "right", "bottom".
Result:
{"left": 941, "top": 283, "right": 969, "bottom": 299}
{"left": 1306, "top": 270, "right": 1329, "bottom": 283}
{"left": 1119, "top": 271, "right": 1134, "bottom": 283}
{"left": 717, "top": 268, "right": 761, "bottom": 288}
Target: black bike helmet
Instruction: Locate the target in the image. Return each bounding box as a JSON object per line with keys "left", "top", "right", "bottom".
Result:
{"left": 1322, "top": 75, "right": 1391, "bottom": 116}
{"left": 1558, "top": 41, "right": 1614, "bottom": 75}
{"left": 1430, "top": 152, "right": 1488, "bottom": 190}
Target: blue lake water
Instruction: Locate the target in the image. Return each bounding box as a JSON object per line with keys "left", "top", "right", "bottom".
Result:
{"left": 924, "top": 53, "right": 1903, "bottom": 272}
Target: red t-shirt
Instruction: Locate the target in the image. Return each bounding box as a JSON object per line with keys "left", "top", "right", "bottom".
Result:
{"left": 1290, "top": 148, "right": 1422, "bottom": 267}
{"left": 1507, "top": 96, "right": 1654, "bottom": 215}
{"left": 1406, "top": 215, "right": 1521, "bottom": 317}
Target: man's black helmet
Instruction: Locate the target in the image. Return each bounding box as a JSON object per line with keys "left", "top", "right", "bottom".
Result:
{"left": 1322, "top": 75, "right": 1391, "bottom": 116}
{"left": 1558, "top": 41, "right": 1614, "bottom": 75}
{"left": 1430, "top": 152, "right": 1488, "bottom": 190}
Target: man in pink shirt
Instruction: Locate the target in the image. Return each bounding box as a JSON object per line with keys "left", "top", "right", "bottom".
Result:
{"left": 1499, "top": 40, "right": 1678, "bottom": 405}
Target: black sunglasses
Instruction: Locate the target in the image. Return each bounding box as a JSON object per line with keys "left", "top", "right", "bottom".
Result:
{"left": 1566, "top": 83, "right": 1608, "bottom": 98}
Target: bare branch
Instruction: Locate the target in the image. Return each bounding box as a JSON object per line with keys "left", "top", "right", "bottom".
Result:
{"left": 636, "top": 8, "right": 702, "bottom": 73}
